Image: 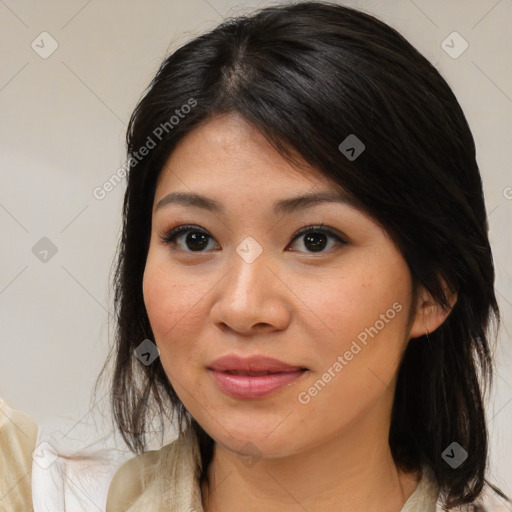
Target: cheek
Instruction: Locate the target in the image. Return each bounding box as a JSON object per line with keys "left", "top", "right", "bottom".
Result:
{"left": 143, "top": 263, "right": 173, "bottom": 334}
{"left": 301, "top": 255, "right": 412, "bottom": 392}
{"left": 142, "top": 258, "right": 188, "bottom": 359}
{"left": 306, "top": 264, "right": 409, "bottom": 346}
{"left": 143, "top": 249, "right": 198, "bottom": 332}
{"left": 142, "top": 256, "right": 209, "bottom": 374}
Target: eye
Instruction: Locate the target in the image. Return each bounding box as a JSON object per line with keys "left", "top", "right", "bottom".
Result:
{"left": 288, "top": 225, "right": 347, "bottom": 253}
{"left": 159, "top": 224, "right": 218, "bottom": 252}
{"left": 158, "top": 224, "right": 347, "bottom": 254}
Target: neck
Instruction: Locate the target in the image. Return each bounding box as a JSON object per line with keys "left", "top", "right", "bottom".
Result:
{"left": 200, "top": 394, "right": 420, "bottom": 512}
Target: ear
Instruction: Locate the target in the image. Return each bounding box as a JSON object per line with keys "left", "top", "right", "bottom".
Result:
{"left": 408, "top": 280, "right": 458, "bottom": 340}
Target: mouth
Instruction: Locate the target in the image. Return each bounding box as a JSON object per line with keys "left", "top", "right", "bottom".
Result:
{"left": 207, "top": 354, "right": 308, "bottom": 374}
{"left": 220, "top": 369, "right": 306, "bottom": 376}
{"left": 207, "top": 354, "right": 309, "bottom": 399}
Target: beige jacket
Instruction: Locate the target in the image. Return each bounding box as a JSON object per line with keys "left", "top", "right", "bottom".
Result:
{"left": 106, "top": 426, "right": 512, "bottom": 512}
{"left": 0, "top": 398, "right": 39, "bottom": 512}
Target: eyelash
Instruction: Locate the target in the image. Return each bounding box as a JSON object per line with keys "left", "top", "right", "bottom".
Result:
{"left": 158, "top": 224, "right": 347, "bottom": 254}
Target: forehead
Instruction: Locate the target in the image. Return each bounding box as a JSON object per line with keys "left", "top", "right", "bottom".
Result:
{"left": 154, "top": 112, "right": 335, "bottom": 197}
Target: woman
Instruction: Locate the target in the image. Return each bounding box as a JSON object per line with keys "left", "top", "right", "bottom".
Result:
{"left": 104, "top": 2, "right": 511, "bottom": 511}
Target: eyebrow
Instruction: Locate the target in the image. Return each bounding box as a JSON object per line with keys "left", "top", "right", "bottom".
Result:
{"left": 154, "top": 190, "right": 353, "bottom": 216}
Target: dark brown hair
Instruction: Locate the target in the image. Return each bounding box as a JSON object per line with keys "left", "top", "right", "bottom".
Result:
{"left": 97, "top": 2, "right": 507, "bottom": 508}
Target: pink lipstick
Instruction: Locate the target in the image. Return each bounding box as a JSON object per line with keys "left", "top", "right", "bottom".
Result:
{"left": 208, "top": 355, "right": 308, "bottom": 399}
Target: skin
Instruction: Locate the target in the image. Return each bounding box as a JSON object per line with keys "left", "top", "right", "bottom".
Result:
{"left": 142, "top": 112, "right": 456, "bottom": 512}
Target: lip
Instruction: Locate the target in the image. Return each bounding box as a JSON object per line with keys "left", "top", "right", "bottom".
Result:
{"left": 208, "top": 354, "right": 306, "bottom": 373}
{"left": 207, "top": 354, "right": 308, "bottom": 399}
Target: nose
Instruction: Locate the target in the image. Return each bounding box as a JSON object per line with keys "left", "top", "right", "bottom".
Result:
{"left": 209, "top": 245, "right": 292, "bottom": 336}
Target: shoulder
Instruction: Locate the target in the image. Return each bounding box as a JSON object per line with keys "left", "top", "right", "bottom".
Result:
{"left": 106, "top": 432, "right": 195, "bottom": 512}
{"left": 0, "top": 398, "right": 39, "bottom": 512}
{"left": 106, "top": 442, "right": 172, "bottom": 511}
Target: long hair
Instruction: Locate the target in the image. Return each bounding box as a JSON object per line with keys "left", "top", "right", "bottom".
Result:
{"left": 97, "top": 2, "right": 505, "bottom": 508}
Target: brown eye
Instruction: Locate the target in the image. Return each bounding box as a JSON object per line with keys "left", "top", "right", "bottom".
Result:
{"left": 288, "top": 225, "right": 347, "bottom": 253}
{"left": 160, "top": 225, "right": 219, "bottom": 252}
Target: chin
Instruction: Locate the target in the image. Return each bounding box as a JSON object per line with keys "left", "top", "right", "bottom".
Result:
{"left": 203, "top": 420, "right": 300, "bottom": 460}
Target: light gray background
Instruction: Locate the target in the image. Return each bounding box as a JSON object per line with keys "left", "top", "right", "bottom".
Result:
{"left": 1, "top": 0, "right": 511, "bottom": 495}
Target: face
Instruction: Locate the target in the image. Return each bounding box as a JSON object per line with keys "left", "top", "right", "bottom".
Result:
{"left": 143, "top": 112, "right": 425, "bottom": 460}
